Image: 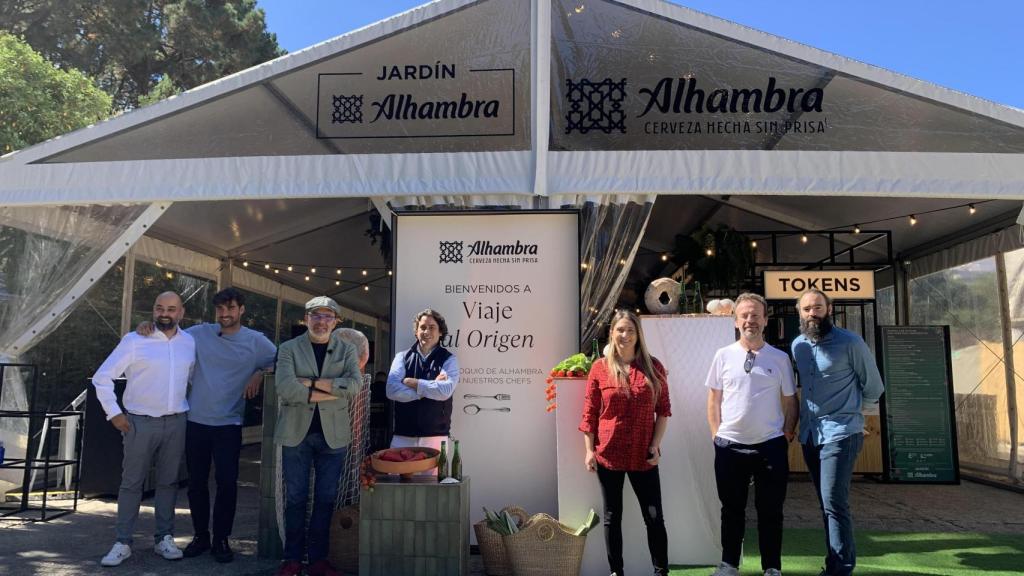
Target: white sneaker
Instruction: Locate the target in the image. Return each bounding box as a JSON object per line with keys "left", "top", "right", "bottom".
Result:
{"left": 711, "top": 562, "right": 740, "bottom": 576}
{"left": 100, "top": 542, "right": 132, "bottom": 567}
{"left": 765, "top": 570, "right": 783, "bottom": 576}
{"left": 154, "top": 535, "right": 183, "bottom": 560}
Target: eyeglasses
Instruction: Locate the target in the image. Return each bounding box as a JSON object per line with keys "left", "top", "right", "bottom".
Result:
{"left": 744, "top": 349, "right": 756, "bottom": 374}
{"left": 307, "top": 313, "right": 337, "bottom": 322}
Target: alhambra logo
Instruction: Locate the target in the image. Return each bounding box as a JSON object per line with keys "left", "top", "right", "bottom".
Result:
{"left": 564, "top": 76, "right": 828, "bottom": 136}
{"left": 439, "top": 240, "right": 540, "bottom": 264}
{"left": 565, "top": 78, "right": 627, "bottom": 134}
{"left": 439, "top": 241, "right": 464, "bottom": 264}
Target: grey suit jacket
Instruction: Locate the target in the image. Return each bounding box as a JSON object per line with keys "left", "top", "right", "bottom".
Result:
{"left": 274, "top": 330, "right": 362, "bottom": 449}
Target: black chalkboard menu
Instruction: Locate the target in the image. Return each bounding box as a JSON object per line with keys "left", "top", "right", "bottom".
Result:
{"left": 876, "top": 326, "right": 959, "bottom": 484}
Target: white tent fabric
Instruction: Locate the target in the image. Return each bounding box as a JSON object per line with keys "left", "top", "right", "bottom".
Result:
{"left": 1, "top": 0, "right": 1023, "bottom": 206}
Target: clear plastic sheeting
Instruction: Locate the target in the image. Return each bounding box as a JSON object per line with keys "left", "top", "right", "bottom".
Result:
{"left": 550, "top": 0, "right": 1024, "bottom": 153}
{"left": 574, "top": 200, "right": 653, "bottom": 348}
{"left": 908, "top": 258, "right": 1012, "bottom": 478}
{"left": 0, "top": 204, "right": 149, "bottom": 427}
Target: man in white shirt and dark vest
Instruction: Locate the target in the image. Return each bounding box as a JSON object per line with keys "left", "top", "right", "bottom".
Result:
{"left": 705, "top": 293, "right": 798, "bottom": 576}
{"left": 92, "top": 291, "right": 196, "bottom": 567}
{"left": 386, "top": 308, "right": 460, "bottom": 454}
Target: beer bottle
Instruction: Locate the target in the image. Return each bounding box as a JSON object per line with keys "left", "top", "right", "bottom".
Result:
{"left": 437, "top": 440, "right": 448, "bottom": 482}
{"left": 451, "top": 440, "right": 463, "bottom": 481}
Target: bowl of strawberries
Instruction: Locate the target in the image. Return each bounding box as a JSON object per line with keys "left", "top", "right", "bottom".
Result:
{"left": 369, "top": 447, "right": 440, "bottom": 477}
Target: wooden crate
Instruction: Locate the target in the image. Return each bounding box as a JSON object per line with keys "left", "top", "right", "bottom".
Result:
{"left": 359, "top": 476, "right": 471, "bottom": 576}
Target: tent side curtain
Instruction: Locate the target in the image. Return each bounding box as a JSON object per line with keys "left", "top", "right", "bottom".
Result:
{"left": 908, "top": 225, "right": 1024, "bottom": 280}
{"left": 0, "top": 151, "right": 535, "bottom": 206}
{"left": 573, "top": 200, "right": 655, "bottom": 348}
{"left": 546, "top": 150, "right": 1024, "bottom": 198}
{"left": 0, "top": 203, "right": 153, "bottom": 423}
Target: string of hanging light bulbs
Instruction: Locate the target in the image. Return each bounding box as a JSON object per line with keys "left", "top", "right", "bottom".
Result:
{"left": 649, "top": 199, "right": 991, "bottom": 260}
{"left": 234, "top": 259, "right": 392, "bottom": 293}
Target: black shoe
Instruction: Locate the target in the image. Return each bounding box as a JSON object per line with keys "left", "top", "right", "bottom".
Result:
{"left": 182, "top": 533, "right": 210, "bottom": 558}
{"left": 211, "top": 536, "right": 234, "bottom": 563}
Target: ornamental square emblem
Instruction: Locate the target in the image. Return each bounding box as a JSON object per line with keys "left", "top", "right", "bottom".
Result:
{"left": 332, "top": 94, "right": 363, "bottom": 124}
{"left": 439, "top": 241, "right": 464, "bottom": 264}
{"left": 565, "top": 78, "right": 627, "bottom": 134}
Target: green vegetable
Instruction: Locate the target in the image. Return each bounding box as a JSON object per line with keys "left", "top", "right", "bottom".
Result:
{"left": 553, "top": 353, "right": 594, "bottom": 374}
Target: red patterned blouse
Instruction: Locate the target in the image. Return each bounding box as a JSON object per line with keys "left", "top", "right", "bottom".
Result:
{"left": 579, "top": 357, "right": 671, "bottom": 471}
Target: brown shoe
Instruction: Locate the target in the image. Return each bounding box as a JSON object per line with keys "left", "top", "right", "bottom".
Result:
{"left": 306, "top": 559, "right": 339, "bottom": 576}
{"left": 275, "top": 560, "right": 304, "bottom": 576}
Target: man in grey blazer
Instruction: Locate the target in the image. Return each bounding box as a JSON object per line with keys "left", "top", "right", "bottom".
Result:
{"left": 274, "top": 296, "right": 363, "bottom": 576}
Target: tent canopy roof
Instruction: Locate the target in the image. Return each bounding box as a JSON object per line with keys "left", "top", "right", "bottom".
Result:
{"left": 1, "top": 0, "right": 1023, "bottom": 206}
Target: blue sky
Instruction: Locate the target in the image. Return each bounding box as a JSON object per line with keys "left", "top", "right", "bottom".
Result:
{"left": 257, "top": 0, "right": 1024, "bottom": 109}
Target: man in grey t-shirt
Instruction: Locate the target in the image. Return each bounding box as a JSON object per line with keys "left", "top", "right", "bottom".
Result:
{"left": 139, "top": 287, "right": 275, "bottom": 562}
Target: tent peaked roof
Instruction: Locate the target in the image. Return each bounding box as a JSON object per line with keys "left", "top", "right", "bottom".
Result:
{"left": 2, "top": 0, "right": 1023, "bottom": 206}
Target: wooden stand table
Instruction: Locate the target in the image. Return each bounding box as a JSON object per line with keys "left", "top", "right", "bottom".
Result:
{"left": 359, "top": 476, "right": 471, "bottom": 576}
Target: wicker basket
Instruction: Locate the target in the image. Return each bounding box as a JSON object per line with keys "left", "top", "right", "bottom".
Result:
{"left": 327, "top": 505, "right": 359, "bottom": 573}
{"left": 473, "top": 506, "right": 528, "bottom": 576}
{"left": 501, "top": 513, "right": 586, "bottom": 576}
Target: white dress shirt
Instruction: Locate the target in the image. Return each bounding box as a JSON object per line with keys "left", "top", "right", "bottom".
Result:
{"left": 91, "top": 329, "right": 195, "bottom": 420}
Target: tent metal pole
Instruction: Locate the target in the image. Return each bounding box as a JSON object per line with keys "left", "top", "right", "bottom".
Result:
{"left": 530, "top": 0, "right": 551, "bottom": 197}
{"left": 894, "top": 260, "right": 910, "bottom": 326}
{"left": 3, "top": 202, "right": 171, "bottom": 357}
{"left": 119, "top": 246, "right": 136, "bottom": 336}
{"left": 995, "top": 252, "right": 1020, "bottom": 481}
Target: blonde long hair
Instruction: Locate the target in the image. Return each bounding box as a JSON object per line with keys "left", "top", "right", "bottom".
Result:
{"left": 604, "top": 310, "right": 664, "bottom": 401}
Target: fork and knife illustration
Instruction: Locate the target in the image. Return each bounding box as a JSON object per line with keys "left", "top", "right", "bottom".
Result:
{"left": 463, "top": 393, "right": 512, "bottom": 414}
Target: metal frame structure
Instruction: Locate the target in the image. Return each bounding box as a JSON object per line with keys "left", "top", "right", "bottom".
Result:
{"left": 0, "top": 363, "right": 84, "bottom": 522}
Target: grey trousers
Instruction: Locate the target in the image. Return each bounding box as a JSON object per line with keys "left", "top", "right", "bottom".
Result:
{"left": 116, "top": 412, "right": 187, "bottom": 544}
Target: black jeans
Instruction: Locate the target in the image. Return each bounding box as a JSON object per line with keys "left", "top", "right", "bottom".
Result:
{"left": 186, "top": 421, "right": 242, "bottom": 539}
{"left": 596, "top": 463, "right": 669, "bottom": 574}
{"left": 713, "top": 435, "right": 789, "bottom": 571}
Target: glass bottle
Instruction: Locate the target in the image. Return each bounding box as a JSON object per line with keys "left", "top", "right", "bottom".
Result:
{"left": 451, "top": 440, "right": 462, "bottom": 481}
{"left": 437, "top": 440, "right": 448, "bottom": 482}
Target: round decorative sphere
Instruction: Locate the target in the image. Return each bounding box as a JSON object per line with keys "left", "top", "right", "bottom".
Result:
{"left": 644, "top": 277, "right": 681, "bottom": 314}
{"left": 718, "top": 298, "right": 735, "bottom": 315}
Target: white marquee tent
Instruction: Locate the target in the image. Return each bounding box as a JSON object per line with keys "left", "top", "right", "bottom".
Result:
{"left": 1, "top": 0, "right": 1023, "bottom": 490}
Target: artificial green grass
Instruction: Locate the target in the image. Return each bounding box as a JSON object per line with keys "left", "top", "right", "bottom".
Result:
{"left": 667, "top": 528, "right": 1024, "bottom": 575}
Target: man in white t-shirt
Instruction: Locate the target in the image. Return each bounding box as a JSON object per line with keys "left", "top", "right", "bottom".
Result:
{"left": 705, "top": 292, "right": 798, "bottom": 576}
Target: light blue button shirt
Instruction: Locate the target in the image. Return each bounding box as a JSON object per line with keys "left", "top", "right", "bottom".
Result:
{"left": 186, "top": 323, "right": 277, "bottom": 426}
{"left": 792, "top": 326, "right": 884, "bottom": 446}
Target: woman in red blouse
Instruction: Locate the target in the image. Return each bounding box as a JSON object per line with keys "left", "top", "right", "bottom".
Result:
{"left": 580, "top": 310, "right": 671, "bottom": 576}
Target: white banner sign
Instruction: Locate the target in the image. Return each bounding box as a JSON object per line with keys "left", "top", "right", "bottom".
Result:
{"left": 393, "top": 212, "right": 579, "bottom": 525}
{"left": 763, "top": 270, "right": 875, "bottom": 300}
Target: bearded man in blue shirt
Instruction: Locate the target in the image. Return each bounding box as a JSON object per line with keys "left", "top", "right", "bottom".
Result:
{"left": 791, "top": 289, "right": 883, "bottom": 576}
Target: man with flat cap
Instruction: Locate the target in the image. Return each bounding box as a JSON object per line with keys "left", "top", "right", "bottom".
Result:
{"left": 274, "top": 296, "right": 363, "bottom": 576}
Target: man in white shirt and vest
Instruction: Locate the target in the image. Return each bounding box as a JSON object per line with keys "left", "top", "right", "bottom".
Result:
{"left": 92, "top": 291, "right": 196, "bottom": 567}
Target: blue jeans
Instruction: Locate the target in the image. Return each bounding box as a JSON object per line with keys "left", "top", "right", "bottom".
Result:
{"left": 282, "top": 432, "right": 347, "bottom": 563}
{"left": 802, "top": 433, "right": 863, "bottom": 576}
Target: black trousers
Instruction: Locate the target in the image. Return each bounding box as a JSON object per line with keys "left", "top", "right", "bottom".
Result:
{"left": 186, "top": 421, "right": 242, "bottom": 538}
{"left": 713, "top": 435, "right": 789, "bottom": 571}
{"left": 596, "top": 463, "right": 669, "bottom": 574}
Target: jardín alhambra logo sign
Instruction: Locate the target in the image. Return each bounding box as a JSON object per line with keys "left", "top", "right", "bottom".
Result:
{"left": 317, "top": 61, "right": 516, "bottom": 139}
{"left": 564, "top": 75, "right": 827, "bottom": 137}
{"left": 439, "top": 240, "right": 539, "bottom": 265}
